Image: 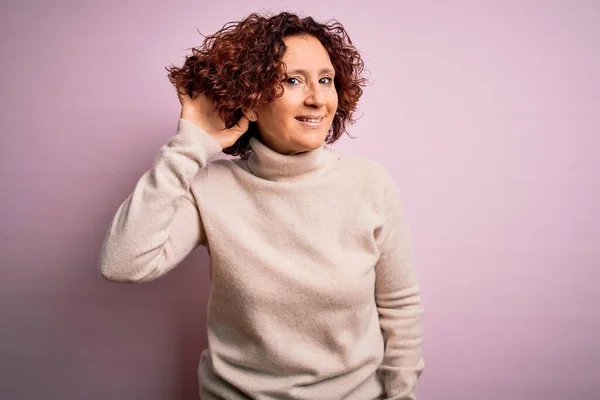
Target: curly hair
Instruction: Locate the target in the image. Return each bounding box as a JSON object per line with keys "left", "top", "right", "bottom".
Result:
{"left": 165, "top": 12, "right": 367, "bottom": 159}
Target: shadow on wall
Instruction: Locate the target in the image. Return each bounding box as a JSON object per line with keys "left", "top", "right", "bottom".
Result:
{"left": 0, "top": 114, "right": 213, "bottom": 399}
{"left": 102, "top": 229, "right": 213, "bottom": 400}
{"left": 91, "top": 119, "right": 214, "bottom": 399}
{"left": 91, "top": 120, "right": 214, "bottom": 399}
{"left": 90, "top": 206, "right": 212, "bottom": 399}
{"left": 172, "top": 250, "right": 212, "bottom": 400}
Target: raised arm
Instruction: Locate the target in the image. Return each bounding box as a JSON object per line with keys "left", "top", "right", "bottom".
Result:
{"left": 99, "top": 91, "right": 250, "bottom": 283}
{"left": 99, "top": 119, "right": 223, "bottom": 282}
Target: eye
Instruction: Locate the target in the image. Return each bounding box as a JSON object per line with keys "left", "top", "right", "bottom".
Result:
{"left": 285, "top": 77, "right": 301, "bottom": 85}
{"left": 319, "top": 76, "right": 334, "bottom": 85}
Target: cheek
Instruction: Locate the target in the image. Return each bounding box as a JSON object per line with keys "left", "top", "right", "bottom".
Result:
{"left": 258, "top": 108, "right": 291, "bottom": 133}
{"left": 259, "top": 105, "right": 282, "bottom": 129}
{"left": 266, "top": 97, "right": 296, "bottom": 118}
{"left": 328, "top": 94, "right": 339, "bottom": 113}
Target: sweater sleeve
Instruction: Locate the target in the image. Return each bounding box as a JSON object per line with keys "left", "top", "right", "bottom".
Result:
{"left": 99, "top": 118, "right": 223, "bottom": 283}
{"left": 374, "top": 167, "right": 425, "bottom": 399}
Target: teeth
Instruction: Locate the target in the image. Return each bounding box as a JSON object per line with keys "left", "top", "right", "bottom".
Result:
{"left": 297, "top": 118, "right": 321, "bottom": 123}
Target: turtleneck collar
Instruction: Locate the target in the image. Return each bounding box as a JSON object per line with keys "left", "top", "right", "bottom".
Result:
{"left": 247, "top": 136, "right": 331, "bottom": 182}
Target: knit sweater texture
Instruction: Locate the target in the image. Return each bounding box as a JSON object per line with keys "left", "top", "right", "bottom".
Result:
{"left": 99, "top": 118, "right": 425, "bottom": 399}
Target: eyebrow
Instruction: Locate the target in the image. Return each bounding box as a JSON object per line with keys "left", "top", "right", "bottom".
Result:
{"left": 286, "top": 68, "right": 335, "bottom": 76}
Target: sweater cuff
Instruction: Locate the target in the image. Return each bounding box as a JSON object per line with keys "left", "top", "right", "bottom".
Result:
{"left": 177, "top": 118, "right": 224, "bottom": 158}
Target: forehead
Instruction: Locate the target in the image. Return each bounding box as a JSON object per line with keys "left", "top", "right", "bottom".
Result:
{"left": 282, "top": 35, "right": 334, "bottom": 70}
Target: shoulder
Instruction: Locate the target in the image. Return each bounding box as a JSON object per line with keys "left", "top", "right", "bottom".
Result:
{"left": 327, "top": 147, "right": 394, "bottom": 189}
{"left": 188, "top": 157, "right": 240, "bottom": 194}
{"left": 328, "top": 148, "right": 405, "bottom": 217}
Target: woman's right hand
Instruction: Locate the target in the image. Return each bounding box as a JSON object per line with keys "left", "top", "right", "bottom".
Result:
{"left": 177, "top": 87, "right": 250, "bottom": 149}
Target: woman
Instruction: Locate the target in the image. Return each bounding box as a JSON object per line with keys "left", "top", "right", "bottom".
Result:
{"left": 99, "top": 11, "right": 424, "bottom": 400}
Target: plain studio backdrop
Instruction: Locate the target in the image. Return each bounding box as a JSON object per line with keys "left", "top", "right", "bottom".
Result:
{"left": 1, "top": 0, "right": 598, "bottom": 399}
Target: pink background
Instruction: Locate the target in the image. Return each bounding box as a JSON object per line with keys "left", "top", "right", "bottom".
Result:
{"left": 1, "top": 0, "right": 599, "bottom": 399}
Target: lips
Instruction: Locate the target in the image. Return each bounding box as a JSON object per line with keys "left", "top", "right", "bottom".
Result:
{"left": 295, "top": 116, "right": 325, "bottom": 123}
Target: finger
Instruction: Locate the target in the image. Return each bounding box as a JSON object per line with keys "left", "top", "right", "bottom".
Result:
{"left": 175, "top": 88, "right": 185, "bottom": 104}
{"left": 230, "top": 115, "right": 250, "bottom": 135}
{"left": 176, "top": 82, "right": 186, "bottom": 94}
{"left": 176, "top": 84, "right": 190, "bottom": 101}
{"left": 241, "top": 109, "right": 255, "bottom": 122}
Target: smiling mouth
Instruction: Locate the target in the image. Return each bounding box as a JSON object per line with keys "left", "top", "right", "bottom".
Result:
{"left": 296, "top": 117, "right": 324, "bottom": 122}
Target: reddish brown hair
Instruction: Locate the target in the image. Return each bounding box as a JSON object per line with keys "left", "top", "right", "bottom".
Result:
{"left": 166, "top": 12, "right": 367, "bottom": 159}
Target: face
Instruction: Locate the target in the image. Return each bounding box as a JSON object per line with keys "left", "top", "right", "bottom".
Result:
{"left": 251, "top": 35, "right": 338, "bottom": 155}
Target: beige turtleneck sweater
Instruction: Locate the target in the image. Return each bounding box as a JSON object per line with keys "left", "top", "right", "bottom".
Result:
{"left": 99, "top": 118, "right": 424, "bottom": 399}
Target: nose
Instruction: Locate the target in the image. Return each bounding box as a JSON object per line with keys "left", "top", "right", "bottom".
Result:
{"left": 304, "top": 83, "right": 325, "bottom": 108}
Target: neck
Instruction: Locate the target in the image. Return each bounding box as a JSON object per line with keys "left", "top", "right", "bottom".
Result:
{"left": 247, "top": 136, "right": 331, "bottom": 182}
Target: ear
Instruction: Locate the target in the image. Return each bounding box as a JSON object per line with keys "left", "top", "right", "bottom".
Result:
{"left": 242, "top": 108, "right": 258, "bottom": 122}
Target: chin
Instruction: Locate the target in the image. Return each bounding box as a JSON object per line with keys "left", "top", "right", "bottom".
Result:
{"left": 299, "top": 135, "right": 326, "bottom": 150}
